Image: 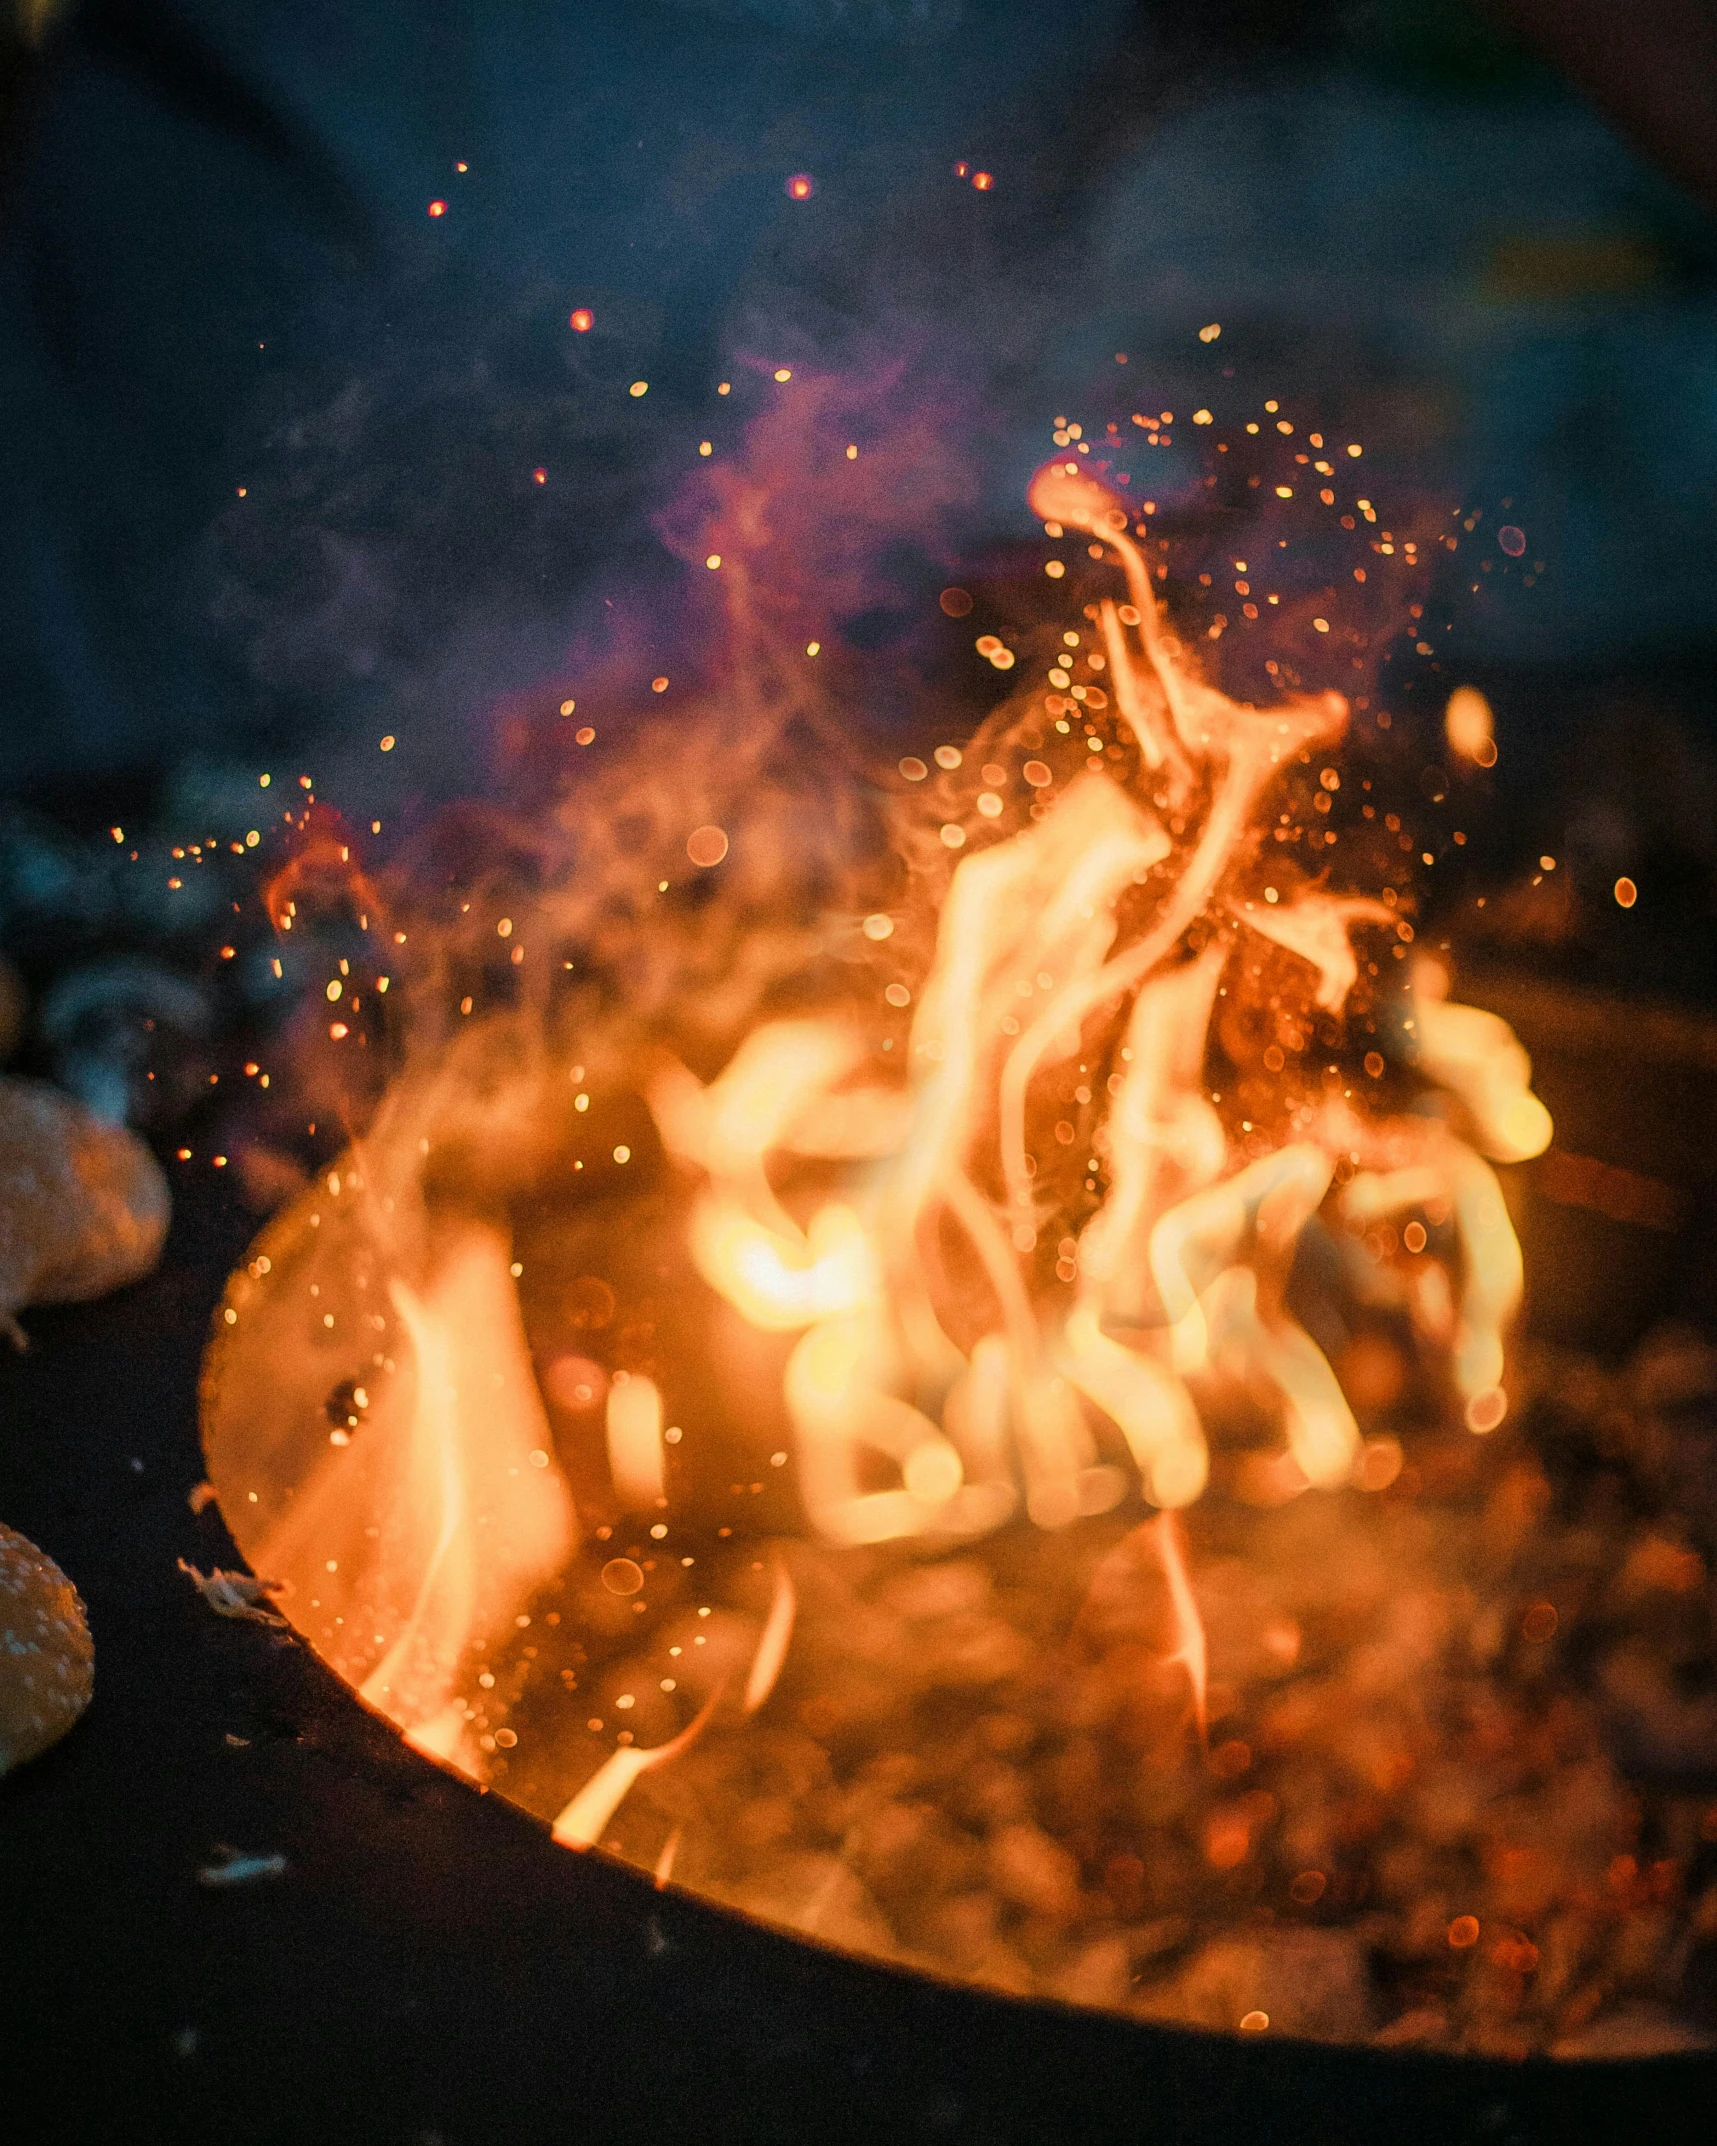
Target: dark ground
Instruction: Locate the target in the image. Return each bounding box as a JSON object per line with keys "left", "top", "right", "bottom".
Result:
{"left": 2, "top": 1142, "right": 1715, "bottom": 2146}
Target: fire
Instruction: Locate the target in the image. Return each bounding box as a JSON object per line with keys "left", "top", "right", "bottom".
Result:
{"left": 235, "top": 1211, "right": 577, "bottom": 1769}
{"left": 650, "top": 458, "right": 1549, "bottom": 1546}
{"left": 548, "top": 1557, "right": 795, "bottom": 1848}
{"left": 204, "top": 432, "right": 1556, "bottom": 1942}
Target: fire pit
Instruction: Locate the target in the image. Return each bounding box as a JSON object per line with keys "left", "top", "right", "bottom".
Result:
{"left": 199, "top": 434, "right": 1717, "bottom": 2064}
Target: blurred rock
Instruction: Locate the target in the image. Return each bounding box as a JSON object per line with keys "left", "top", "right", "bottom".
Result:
{"left": 0, "top": 1077, "right": 170, "bottom": 1340}
{"left": 1049, "top": 1931, "right": 1133, "bottom": 2011}
{"left": 0, "top": 1522, "right": 94, "bottom": 1775}
{"left": 1597, "top": 1642, "right": 1717, "bottom": 1777}
{"left": 37, "top": 956, "right": 211, "bottom": 1128}
{"left": 0, "top": 806, "right": 113, "bottom": 943}
{"left": 986, "top": 1822, "right": 1082, "bottom": 1922}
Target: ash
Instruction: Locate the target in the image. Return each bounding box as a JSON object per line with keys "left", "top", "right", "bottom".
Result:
{"left": 483, "top": 1326, "right": 1717, "bottom": 2058}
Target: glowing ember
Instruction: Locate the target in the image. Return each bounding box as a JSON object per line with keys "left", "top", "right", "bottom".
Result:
{"left": 1444, "top": 685, "right": 1498, "bottom": 768}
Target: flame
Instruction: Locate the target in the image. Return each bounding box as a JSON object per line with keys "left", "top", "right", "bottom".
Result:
{"left": 205, "top": 435, "right": 1557, "bottom": 1892}
{"left": 658, "top": 460, "right": 1551, "bottom": 1549}
{"left": 742, "top": 1553, "right": 798, "bottom": 1715}
{"left": 551, "top": 1686, "right": 723, "bottom": 1850}
{"left": 550, "top": 1557, "right": 796, "bottom": 1850}
{"left": 1408, "top": 957, "right": 1553, "bottom": 1165}
{"left": 1153, "top": 1510, "right": 1208, "bottom": 1745}
{"left": 1076, "top": 1511, "right": 1208, "bottom": 1747}
{"left": 246, "top": 1218, "right": 576, "bottom": 1758}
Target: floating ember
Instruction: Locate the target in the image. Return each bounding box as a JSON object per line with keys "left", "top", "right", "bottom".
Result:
{"left": 202, "top": 445, "right": 1717, "bottom": 2056}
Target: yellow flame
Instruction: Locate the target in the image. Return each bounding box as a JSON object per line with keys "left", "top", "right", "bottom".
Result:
{"left": 552, "top": 1557, "right": 801, "bottom": 1850}
{"left": 686, "top": 1196, "right": 872, "bottom": 1331}
{"left": 551, "top": 1687, "right": 723, "bottom": 1850}
{"left": 655, "top": 470, "right": 1551, "bottom": 1541}
{"left": 1410, "top": 965, "right": 1553, "bottom": 1163}
{"left": 1155, "top": 1510, "right": 1208, "bottom": 1746}
{"left": 250, "top": 1223, "right": 575, "bottom": 1754}
{"left": 742, "top": 1555, "right": 797, "bottom": 1715}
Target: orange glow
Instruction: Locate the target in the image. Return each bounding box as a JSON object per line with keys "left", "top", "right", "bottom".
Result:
{"left": 742, "top": 1556, "right": 797, "bottom": 1714}
{"left": 551, "top": 1559, "right": 797, "bottom": 1848}
{"left": 569, "top": 308, "right": 593, "bottom": 332}
{"left": 972, "top": 171, "right": 995, "bottom": 191}
{"left": 203, "top": 436, "right": 1559, "bottom": 1977}
{"left": 1156, "top": 1511, "right": 1207, "bottom": 1742}
{"left": 225, "top": 1220, "right": 574, "bottom": 1770}
{"left": 605, "top": 1372, "right": 665, "bottom": 1508}
{"left": 427, "top": 200, "right": 446, "bottom": 218}
{"left": 551, "top": 1689, "right": 722, "bottom": 1849}
{"left": 786, "top": 173, "right": 814, "bottom": 199}
{"left": 633, "top": 459, "right": 1548, "bottom": 1544}
{"left": 1445, "top": 685, "right": 1497, "bottom": 766}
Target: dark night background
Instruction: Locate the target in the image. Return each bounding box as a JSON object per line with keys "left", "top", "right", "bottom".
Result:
{"left": 2, "top": 2, "right": 1716, "bottom": 2139}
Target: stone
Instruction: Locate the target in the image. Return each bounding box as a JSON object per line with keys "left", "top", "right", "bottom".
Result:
{"left": 0, "top": 1523, "right": 94, "bottom": 1775}
{"left": 0, "top": 1077, "right": 170, "bottom": 1340}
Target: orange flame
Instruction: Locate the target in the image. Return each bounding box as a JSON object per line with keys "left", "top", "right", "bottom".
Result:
{"left": 657, "top": 460, "right": 1550, "bottom": 1548}
{"left": 245, "top": 1214, "right": 576, "bottom": 1766}
{"left": 204, "top": 432, "right": 1555, "bottom": 1868}
{"left": 1155, "top": 1508, "right": 1208, "bottom": 1747}
{"left": 549, "top": 1557, "right": 797, "bottom": 1850}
